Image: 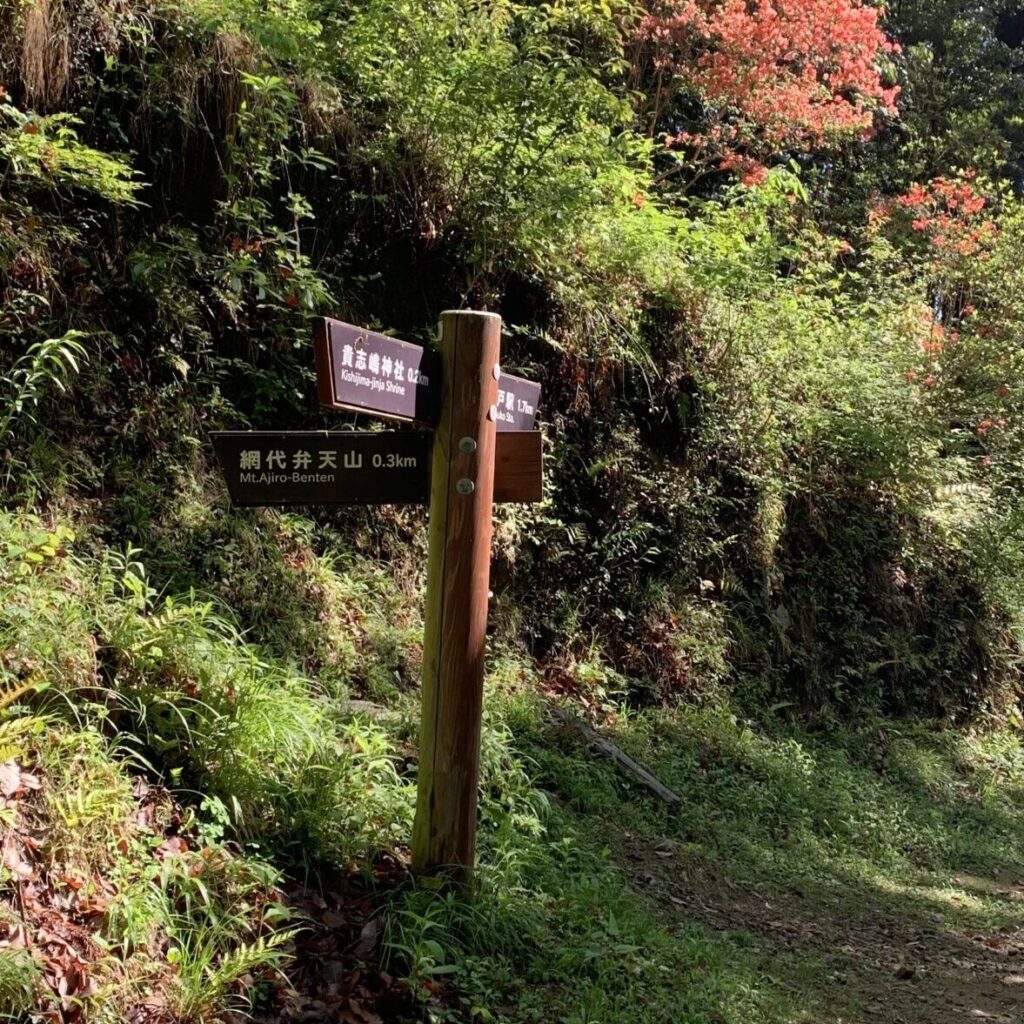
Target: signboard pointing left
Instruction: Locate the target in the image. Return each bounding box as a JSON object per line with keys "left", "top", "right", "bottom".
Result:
{"left": 211, "top": 431, "right": 430, "bottom": 506}
{"left": 313, "top": 317, "right": 437, "bottom": 423}
{"left": 212, "top": 430, "right": 543, "bottom": 506}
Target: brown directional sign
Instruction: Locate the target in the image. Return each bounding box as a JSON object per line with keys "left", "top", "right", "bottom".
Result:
{"left": 495, "top": 373, "right": 542, "bottom": 431}
{"left": 313, "top": 317, "right": 437, "bottom": 423}
{"left": 493, "top": 431, "right": 543, "bottom": 503}
{"left": 218, "top": 311, "right": 544, "bottom": 886}
{"left": 211, "top": 431, "right": 430, "bottom": 506}
{"left": 212, "top": 430, "right": 542, "bottom": 506}
{"left": 313, "top": 317, "right": 542, "bottom": 431}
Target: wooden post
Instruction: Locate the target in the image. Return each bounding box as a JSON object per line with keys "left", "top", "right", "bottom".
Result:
{"left": 412, "top": 310, "right": 501, "bottom": 885}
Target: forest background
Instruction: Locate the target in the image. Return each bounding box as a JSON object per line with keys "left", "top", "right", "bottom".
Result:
{"left": 4, "top": 2, "right": 1024, "bottom": 1022}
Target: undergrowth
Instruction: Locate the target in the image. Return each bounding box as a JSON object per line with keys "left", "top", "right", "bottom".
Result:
{"left": 4, "top": 504, "right": 1024, "bottom": 1021}
{"left": 2, "top": 510, "right": 416, "bottom": 870}
{"left": 0, "top": 715, "right": 293, "bottom": 1021}
{"left": 380, "top": 678, "right": 1024, "bottom": 1023}
{"left": 2, "top": 0, "right": 1024, "bottom": 1021}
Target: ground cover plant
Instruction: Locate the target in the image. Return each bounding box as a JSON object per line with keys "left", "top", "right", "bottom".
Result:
{"left": 383, "top": 683, "right": 1024, "bottom": 1023}
{"left": 2, "top": 0, "right": 1024, "bottom": 1020}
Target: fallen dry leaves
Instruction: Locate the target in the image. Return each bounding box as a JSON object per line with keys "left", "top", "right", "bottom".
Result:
{"left": 1, "top": 752, "right": 426, "bottom": 1024}
{"left": 248, "top": 854, "right": 425, "bottom": 1024}
{"left": 1, "top": 758, "right": 103, "bottom": 1021}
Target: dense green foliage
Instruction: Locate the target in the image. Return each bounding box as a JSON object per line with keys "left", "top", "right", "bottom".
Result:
{"left": 3, "top": 0, "right": 1024, "bottom": 718}
{"left": 2, "top": 0, "right": 1024, "bottom": 1020}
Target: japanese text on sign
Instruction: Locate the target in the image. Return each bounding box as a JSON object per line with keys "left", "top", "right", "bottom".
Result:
{"left": 314, "top": 318, "right": 436, "bottom": 422}
{"left": 211, "top": 431, "right": 431, "bottom": 506}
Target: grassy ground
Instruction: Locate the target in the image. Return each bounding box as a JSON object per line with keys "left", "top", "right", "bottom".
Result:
{"left": 380, "top": 681, "right": 1024, "bottom": 1023}
{"left": 3, "top": 507, "right": 1024, "bottom": 1022}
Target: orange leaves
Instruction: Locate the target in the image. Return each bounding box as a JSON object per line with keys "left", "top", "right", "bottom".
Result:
{"left": 156, "top": 834, "right": 190, "bottom": 859}
{"left": 635, "top": 0, "right": 898, "bottom": 180}
{"left": 879, "top": 174, "right": 998, "bottom": 267}
{"left": 975, "top": 417, "right": 1006, "bottom": 437}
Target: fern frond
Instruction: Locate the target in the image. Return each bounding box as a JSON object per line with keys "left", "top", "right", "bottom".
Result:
{"left": 0, "top": 674, "right": 47, "bottom": 760}
{"left": 0, "top": 673, "right": 45, "bottom": 712}
{"left": 207, "top": 929, "right": 297, "bottom": 994}
{"left": 0, "top": 717, "right": 44, "bottom": 762}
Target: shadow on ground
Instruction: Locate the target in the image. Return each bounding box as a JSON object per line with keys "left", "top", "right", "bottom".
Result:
{"left": 532, "top": 706, "right": 1024, "bottom": 1024}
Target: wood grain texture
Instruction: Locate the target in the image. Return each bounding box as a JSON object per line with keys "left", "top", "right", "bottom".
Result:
{"left": 493, "top": 430, "right": 543, "bottom": 504}
{"left": 311, "top": 317, "right": 335, "bottom": 409}
{"left": 411, "top": 310, "right": 501, "bottom": 885}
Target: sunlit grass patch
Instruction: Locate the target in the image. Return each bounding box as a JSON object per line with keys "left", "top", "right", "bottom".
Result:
{"left": 510, "top": 692, "right": 1024, "bottom": 937}
{"left": 384, "top": 789, "right": 830, "bottom": 1024}
{"left": 0, "top": 722, "right": 293, "bottom": 1021}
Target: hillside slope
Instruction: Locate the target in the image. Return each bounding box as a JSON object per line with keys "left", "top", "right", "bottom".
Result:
{"left": 2, "top": 0, "right": 1024, "bottom": 1020}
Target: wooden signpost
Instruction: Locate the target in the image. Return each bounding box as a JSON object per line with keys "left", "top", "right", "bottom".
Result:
{"left": 413, "top": 311, "right": 500, "bottom": 883}
{"left": 211, "top": 310, "right": 543, "bottom": 885}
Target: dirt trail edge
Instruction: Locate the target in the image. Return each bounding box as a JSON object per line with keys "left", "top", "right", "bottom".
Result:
{"left": 616, "top": 834, "right": 1024, "bottom": 1024}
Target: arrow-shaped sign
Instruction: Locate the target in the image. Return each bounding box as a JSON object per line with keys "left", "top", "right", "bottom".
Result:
{"left": 212, "top": 430, "right": 542, "bottom": 506}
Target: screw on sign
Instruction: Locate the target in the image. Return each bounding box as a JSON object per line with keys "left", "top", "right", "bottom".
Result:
{"left": 211, "top": 311, "right": 544, "bottom": 886}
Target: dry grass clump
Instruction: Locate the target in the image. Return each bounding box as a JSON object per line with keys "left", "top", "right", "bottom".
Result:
{"left": 3, "top": 0, "right": 141, "bottom": 110}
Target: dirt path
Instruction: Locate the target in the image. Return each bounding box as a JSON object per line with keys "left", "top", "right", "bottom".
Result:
{"left": 617, "top": 835, "right": 1024, "bottom": 1023}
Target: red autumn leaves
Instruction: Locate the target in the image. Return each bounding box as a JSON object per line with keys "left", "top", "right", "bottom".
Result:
{"left": 890, "top": 173, "right": 997, "bottom": 265}
{"left": 633, "top": 0, "right": 899, "bottom": 183}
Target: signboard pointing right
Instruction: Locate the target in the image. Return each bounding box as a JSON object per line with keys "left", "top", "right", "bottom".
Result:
{"left": 495, "top": 373, "right": 542, "bottom": 431}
